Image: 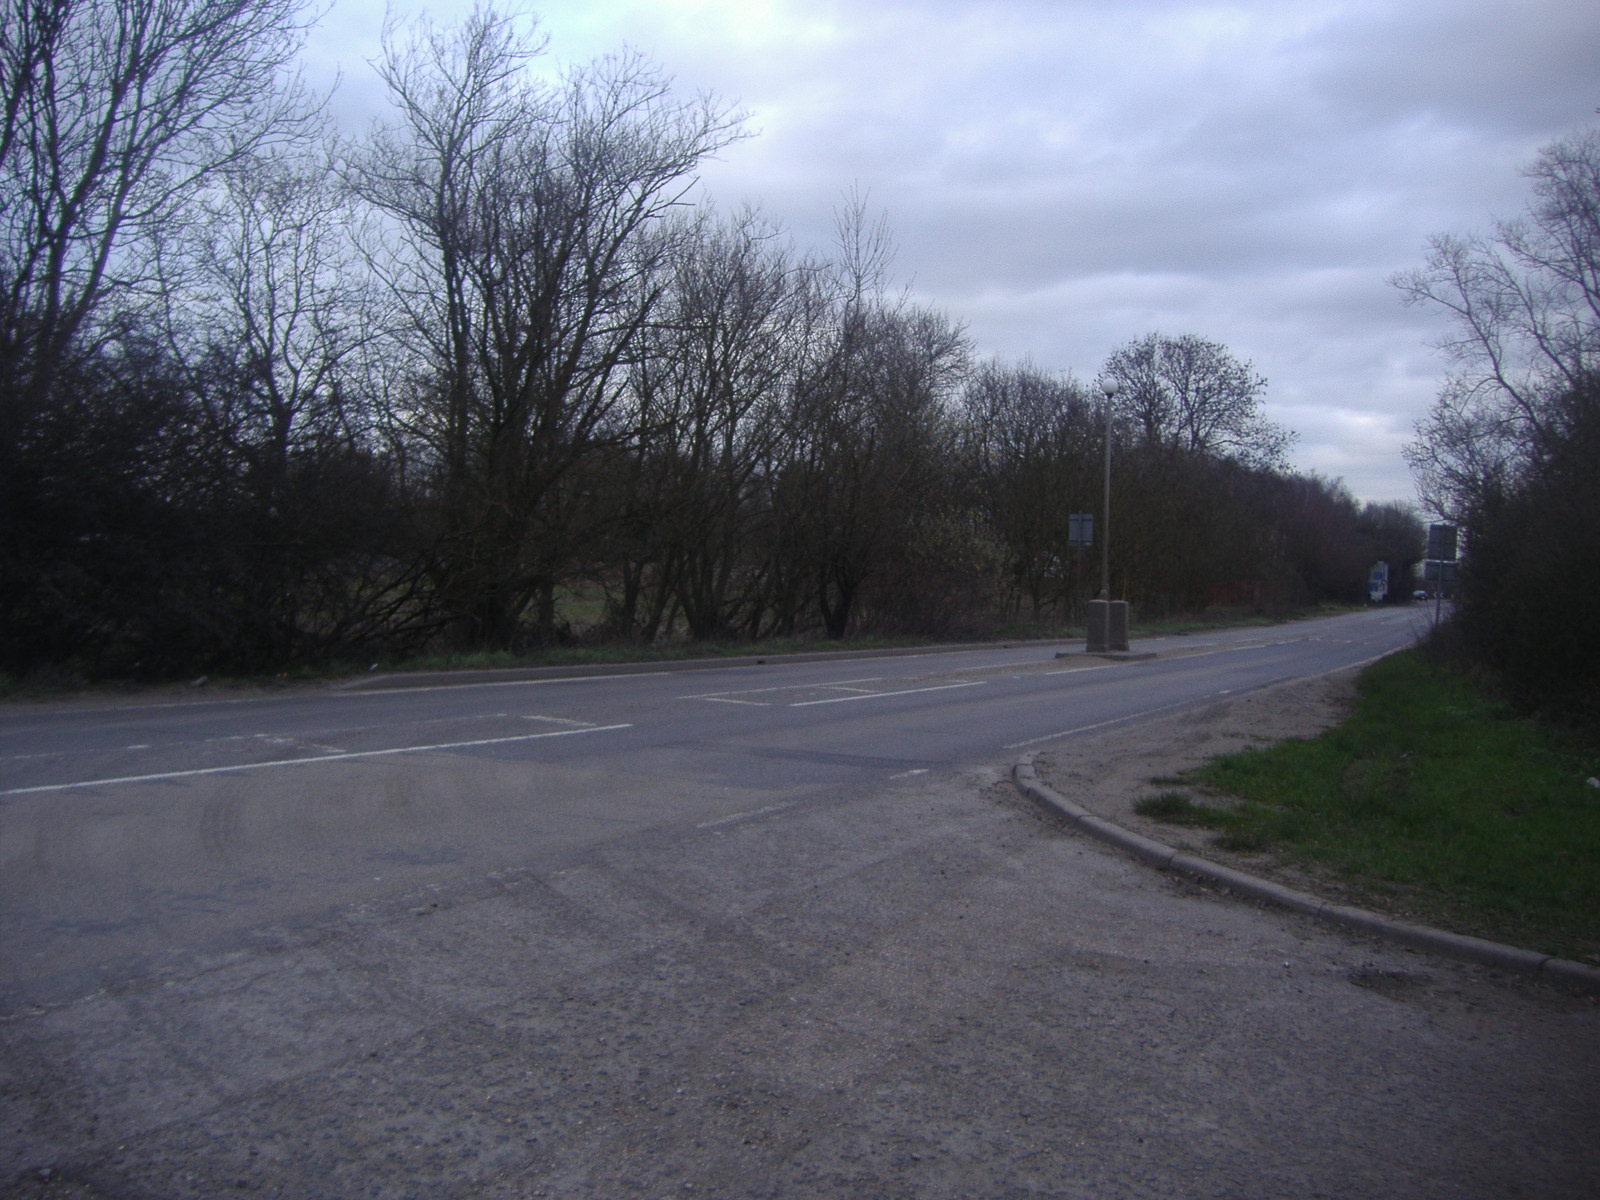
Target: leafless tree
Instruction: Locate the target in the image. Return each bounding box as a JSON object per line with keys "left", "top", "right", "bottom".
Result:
{"left": 0, "top": 0, "right": 314, "bottom": 415}
{"left": 1396, "top": 127, "right": 1600, "bottom": 518}
{"left": 1101, "top": 332, "right": 1292, "bottom": 469}
{"left": 960, "top": 358, "right": 1096, "bottom": 619}
{"left": 615, "top": 205, "right": 805, "bottom": 640}
{"left": 148, "top": 139, "right": 429, "bottom": 663}
{"left": 352, "top": 6, "right": 743, "bottom": 647}
{"left": 774, "top": 197, "right": 969, "bottom": 637}
{"left": 0, "top": 0, "right": 324, "bottom": 674}
{"left": 171, "top": 144, "right": 373, "bottom": 483}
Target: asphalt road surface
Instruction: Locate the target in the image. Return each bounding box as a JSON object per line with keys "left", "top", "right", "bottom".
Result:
{"left": 3, "top": 608, "right": 1597, "bottom": 1199}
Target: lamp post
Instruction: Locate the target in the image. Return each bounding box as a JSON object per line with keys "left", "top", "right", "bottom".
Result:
{"left": 1098, "top": 377, "right": 1119, "bottom": 601}
{"left": 1085, "top": 376, "right": 1129, "bottom": 654}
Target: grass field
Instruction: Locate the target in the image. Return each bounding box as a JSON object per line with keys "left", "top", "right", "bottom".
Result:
{"left": 1144, "top": 650, "right": 1600, "bottom": 962}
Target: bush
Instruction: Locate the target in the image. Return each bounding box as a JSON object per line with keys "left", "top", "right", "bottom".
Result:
{"left": 1455, "top": 377, "right": 1600, "bottom": 730}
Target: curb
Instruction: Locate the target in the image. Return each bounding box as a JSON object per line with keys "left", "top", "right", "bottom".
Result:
{"left": 1012, "top": 758, "right": 1600, "bottom": 996}
{"left": 338, "top": 638, "right": 1076, "bottom": 693}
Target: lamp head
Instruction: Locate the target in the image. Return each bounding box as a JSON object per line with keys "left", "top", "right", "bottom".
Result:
{"left": 1099, "top": 378, "right": 1120, "bottom": 400}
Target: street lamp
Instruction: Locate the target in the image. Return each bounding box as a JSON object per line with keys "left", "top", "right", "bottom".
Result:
{"left": 1085, "top": 376, "right": 1129, "bottom": 654}
{"left": 1098, "top": 377, "right": 1119, "bottom": 602}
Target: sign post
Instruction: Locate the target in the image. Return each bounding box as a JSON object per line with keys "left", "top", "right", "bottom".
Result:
{"left": 1423, "top": 524, "right": 1458, "bottom": 623}
{"left": 1368, "top": 560, "right": 1389, "bottom": 603}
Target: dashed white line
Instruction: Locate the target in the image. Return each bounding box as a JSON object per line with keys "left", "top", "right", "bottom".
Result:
{"left": 681, "top": 676, "right": 883, "bottom": 701}
{"left": 789, "top": 681, "right": 986, "bottom": 707}
{"left": 0, "top": 723, "right": 634, "bottom": 797}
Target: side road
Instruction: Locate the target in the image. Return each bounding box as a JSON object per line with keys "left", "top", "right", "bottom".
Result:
{"left": 1015, "top": 669, "right": 1600, "bottom": 995}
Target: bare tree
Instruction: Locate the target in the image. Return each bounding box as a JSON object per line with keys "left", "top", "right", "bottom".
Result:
{"left": 774, "top": 198, "right": 969, "bottom": 637}
{"left": 1101, "top": 332, "right": 1293, "bottom": 469}
{"left": 0, "top": 0, "right": 314, "bottom": 415}
{"left": 1396, "top": 127, "right": 1600, "bottom": 518}
{"left": 0, "top": 0, "right": 320, "bottom": 675}
{"left": 353, "top": 6, "right": 743, "bottom": 647}
{"left": 616, "top": 205, "right": 804, "bottom": 640}
{"left": 173, "top": 144, "right": 373, "bottom": 484}
{"left": 960, "top": 358, "right": 1096, "bottom": 619}
{"left": 148, "top": 140, "right": 428, "bottom": 665}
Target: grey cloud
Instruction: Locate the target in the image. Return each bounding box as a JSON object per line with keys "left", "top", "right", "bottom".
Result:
{"left": 1302, "top": 0, "right": 1600, "bottom": 133}
{"left": 303, "top": 0, "right": 1598, "bottom": 502}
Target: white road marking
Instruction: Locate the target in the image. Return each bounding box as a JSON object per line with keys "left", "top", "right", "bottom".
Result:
{"left": 699, "top": 696, "right": 770, "bottom": 706}
{"left": 890, "top": 768, "right": 929, "bottom": 779}
{"left": 696, "top": 802, "right": 796, "bottom": 829}
{"left": 1007, "top": 646, "right": 1406, "bottom": 749}
{"left": 681, "top": 676, "right": 883, "bottom": 701}
{"left": 789, "top": 681, "right": 985, "bottom": 707}
{"left": 1004, "top": 697, "right": 1209, "bottom": 749}
{"left": 351, "top": 672, "right": 673, "bottom": 695}
{"left": 0, "top": 749, "right": 66, "bottom": 763}
{"left": 0, "top": 724, "right": 634, "bottom": 797}
{"left": 520, "top": 714, "right": 596, "bottom": 726}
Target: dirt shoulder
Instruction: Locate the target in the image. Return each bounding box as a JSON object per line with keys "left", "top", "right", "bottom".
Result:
{"left": 1030, "top": 667, "right": 1373, "bottom": 903}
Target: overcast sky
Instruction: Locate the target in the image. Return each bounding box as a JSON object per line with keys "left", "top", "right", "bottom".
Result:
{"left": 300, "top": 0, "right": 1600, "bottom": 505}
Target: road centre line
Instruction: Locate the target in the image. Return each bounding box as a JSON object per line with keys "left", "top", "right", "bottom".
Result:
{"left": 789, "top": 681, "right": 986, "bottom": 707}
{"left": 353, "top": 672, "right": 672, "bottom": 696}
{"left": 0, "top": 723, "right": 634, "bottom": 797}
{"left": 681, "top": 676, "right": 883, "bottom": 700}
{"left": 0, "top": 670, "right": 675, "bottom": 720}
{"left": 1045, "top": 637, "right": 1303, "bottom": 676}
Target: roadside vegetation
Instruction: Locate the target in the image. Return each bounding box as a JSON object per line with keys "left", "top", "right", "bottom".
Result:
{"left": 1138, "top": 649, "right": 1600, "bottom": 962}
{"left": 1135, "top": 119, "right": 1600, "bottom": 962}
{"left": 0, "top": 1, "right": 1422, "bottom": 688}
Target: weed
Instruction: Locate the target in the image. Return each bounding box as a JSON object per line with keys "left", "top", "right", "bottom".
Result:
{"left": 1133, "top": 791, "right": 1230, "bottom": 828}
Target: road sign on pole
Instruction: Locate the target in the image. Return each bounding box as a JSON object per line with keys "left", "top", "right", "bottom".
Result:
{"left": 1426, "top": 523, "right": 1457, "bottom": 562}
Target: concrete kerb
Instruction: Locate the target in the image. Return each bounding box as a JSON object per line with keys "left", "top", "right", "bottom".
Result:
{"left": 1012, "top": 757, "right": 1600, "bottom": 997}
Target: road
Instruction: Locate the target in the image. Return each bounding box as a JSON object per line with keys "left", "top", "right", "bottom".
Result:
{"left": 3, "top": 607, "right": 1597, "bottom": 1198}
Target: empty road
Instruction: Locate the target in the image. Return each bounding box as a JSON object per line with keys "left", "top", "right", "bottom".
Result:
{"left": 3, "top": 607, "right": 1597, "bottom": 1199}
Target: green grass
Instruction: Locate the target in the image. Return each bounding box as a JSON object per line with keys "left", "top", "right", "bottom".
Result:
{"left": 1133, "top": 790, "right": 1231, "bottom": 827}
{"left": 1174, "top": 650, "right": 1600, "bottom": 961}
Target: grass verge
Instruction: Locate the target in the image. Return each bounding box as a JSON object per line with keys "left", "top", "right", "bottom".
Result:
{"left": 1168, "top": 650, "right": 1600, "bottom": 962}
